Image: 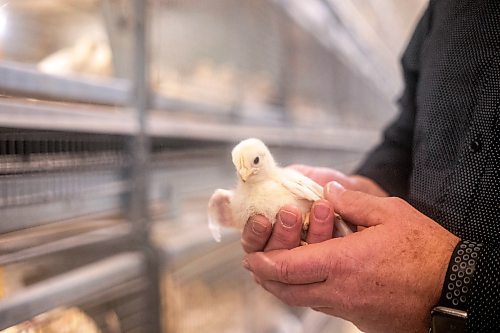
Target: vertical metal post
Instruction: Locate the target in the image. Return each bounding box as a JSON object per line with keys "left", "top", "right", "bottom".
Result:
{"left": 129, "top": 0, "right": 149, "bottom": 226}
{"left": 129, "top": 0, "right": 163, "bottom": 332}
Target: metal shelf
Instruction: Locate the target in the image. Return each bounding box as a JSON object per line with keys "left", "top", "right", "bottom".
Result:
{"left": 0, "top": 98, "right": 137, "bottom": 135}
{"left": 0, "top": 1, "right": 161, "bottom": 331}
{"left": 0, "top": 61, "right": 230, "bottom": 114}
{"left": 149, "top": 111, "right": 379, "bottom": 152}
{"left": 0, "top": 252, "right": 146, "bottom": 330}
{"left": 0, "top": 97, "right": 377, "bottom": 152}
{"left": 0, "top": 61, "right": 131, "bottom": 106}
{"left": 0, "top": 223, "right": 132, "bottom": 265}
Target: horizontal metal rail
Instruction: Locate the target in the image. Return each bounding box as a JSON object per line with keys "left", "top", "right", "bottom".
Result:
{"left": 148, "top": 111, "right": 379, "bottom": 152}
{"left": 0, "top": 224, "right": 132, "bottom": 265}
{"left": 0, "top": 97, "right": 379, "bottom": 153}
{"left": 0, "top": 61, "right": 131, "bottom": 106}
{"left": 0, "top": 252, "right": 145, "bottom": 330}
{"left": 0, "top": 98, "right": 137, "bottom": 135}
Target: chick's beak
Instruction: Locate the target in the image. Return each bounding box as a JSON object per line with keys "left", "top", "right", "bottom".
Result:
{"left": 238, "top": 167, "right": 254, "bottom": 182}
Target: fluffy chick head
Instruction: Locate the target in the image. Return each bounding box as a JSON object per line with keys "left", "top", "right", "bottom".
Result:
{"left": 231, "top": 138, "right": 276, "bottom": 183}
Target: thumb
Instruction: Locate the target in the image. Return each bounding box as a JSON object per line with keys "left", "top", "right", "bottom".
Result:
{"left": 324, "top": 181, "right": 386, "bottom": 228}
{"left": 244, "top": 243, "right": 332, "bottom": 284}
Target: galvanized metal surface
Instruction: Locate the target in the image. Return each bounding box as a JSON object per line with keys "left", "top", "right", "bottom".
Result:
{"left": 0, "top": 252, "right": 146, "bottom": 330}
{"left": 0, "top": 223, "right": 132, "bottom": 265}
{"left": 127, "top": 1, "right": 163, "bottom": 332}
{"left": 0, "top": 61, "right": 131, "bottom": 105}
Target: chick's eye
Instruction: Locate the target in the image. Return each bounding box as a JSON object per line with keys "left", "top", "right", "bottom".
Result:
{"left": 253, "top": 156, "right": 260, "bottom": 165}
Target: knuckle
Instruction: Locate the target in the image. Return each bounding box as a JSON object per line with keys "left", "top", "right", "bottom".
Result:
{"left": 277, "top": 259, "right": 291, "bottom": 283}
{"left": 338, "top": 191, "right": 357, "bottom": 210}
{"left": 385, "top": 197, "right": 408, "bottom": 210}
{"left": 316, "top": 262, "right": 330, "bottom": 282}
{"left": 306, "top": 230, "right": 324, "bottom": 242}
{"left": 272, "top": 230, "right": 300, "bottom": 248}
{"left": 335, "top": 190, "right": 348, "bottom": 205}
{"left": 386, "top": 196, "right": 405, "bottom": 208}
{"left": 364, "top": 205, "right": 381, "bottom": 223}
{"left": 307, "top": 228, "right": 331, "bottom": 244}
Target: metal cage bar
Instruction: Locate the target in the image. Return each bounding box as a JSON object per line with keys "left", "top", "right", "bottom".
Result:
{"left": 0, "top": 252, "right": 145, "bottom": 330}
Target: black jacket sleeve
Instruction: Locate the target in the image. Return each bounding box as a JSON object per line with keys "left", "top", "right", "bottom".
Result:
{"left": 355, "top": 6, "right": 431, "bottom": 199}
{"left": 356, "top": 3, "right": 500, "bottom": 332}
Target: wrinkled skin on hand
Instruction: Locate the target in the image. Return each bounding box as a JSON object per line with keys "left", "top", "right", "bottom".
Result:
{"left": 241, "top": 174, "right": 459, "bottom": 333}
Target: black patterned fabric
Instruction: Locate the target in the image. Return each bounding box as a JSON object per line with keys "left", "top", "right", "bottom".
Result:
{"left": 356, "top": 1, "right": 500, "bottom": 331}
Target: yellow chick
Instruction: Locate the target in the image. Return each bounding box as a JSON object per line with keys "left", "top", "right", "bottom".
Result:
{"left": 208, "top": 138, "right": 352, "bottom": 242}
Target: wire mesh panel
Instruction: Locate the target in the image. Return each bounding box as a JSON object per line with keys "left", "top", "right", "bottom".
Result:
{"left": 0, "top": 1, "right": 162, "bottom": 332}
{"left": 149, "top": 0, "right": 396, "bottom": 129}
{"left": 0, "top": 129, "right": 129, "bottom": 233}
{"left": 0, "top": 0, "right": 139, "bottom": 106}
{"left": 150, "top": 0, "right": 289, "bottom": 122}
{"left": 0, "top": 251, "right": 154, "bottom": 333}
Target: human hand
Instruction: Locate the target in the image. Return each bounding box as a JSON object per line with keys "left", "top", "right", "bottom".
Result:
{"left": 243, "top": 182, "right": 459, "bottom": 333}
{"left": 240, "top": 200, "right": 336, "bottom": 253}
{"left": 289, "top": 164, "right": 388, "bottom": 197}
{"left": 240, "top": 165, "right": 387, "bottom": 253}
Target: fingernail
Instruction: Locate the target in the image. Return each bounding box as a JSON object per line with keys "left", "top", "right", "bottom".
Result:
{"left": 327, "top": 181, "right": 345, "bottom": 195}
{"left": 313, "top": 203, "right": 330, "bottom": 221}
{"left": 242, "top": 258, "right": 251, "bottom": 271}
{"left": 251, "top": 220, "right": 268, "bottom": 234}
{"left": 279, "top": 210, "right": 297, "bottom": 228}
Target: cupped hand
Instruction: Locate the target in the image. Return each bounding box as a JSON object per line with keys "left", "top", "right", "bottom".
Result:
{"left": 241, "top": 165, "right": 387, "bottom": 254}
{"left": 240, "top": 200, "right": 336, "bottom": 253}
{"left": 243, "top": 182, "right": 459, "bottom": 333}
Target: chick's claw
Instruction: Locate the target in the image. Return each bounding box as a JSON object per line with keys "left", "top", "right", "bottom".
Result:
{"left": 302, "top": 212, "right": 310, "bottom": 232}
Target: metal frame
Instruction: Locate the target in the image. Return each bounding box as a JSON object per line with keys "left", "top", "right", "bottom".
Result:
{"left": 0, "top": 1, "right": 387, "bottom": 332}
{"left": 0, "top": 224, "right": 132, "bottom": 266}
{"left": 0, "top": 61, "right": 131, "bottom": 106}
{"left": 127, "top": 1, "right": 163, "bottom": 332}
{"left": 0, "top": 1, "right": 163, "bottom": 332}
{"left": 0, "top": 98, "right": 378, "bottom": 152}
{"left": 0, "top": 252, "right": 145, "bottom": 330}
